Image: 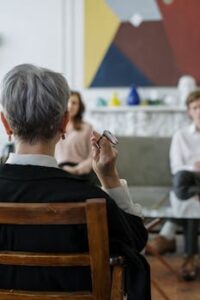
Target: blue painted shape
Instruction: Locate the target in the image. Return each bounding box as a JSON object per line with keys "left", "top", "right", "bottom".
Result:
{"left": 90, "top": 44, "right": 153, "bottom": 87}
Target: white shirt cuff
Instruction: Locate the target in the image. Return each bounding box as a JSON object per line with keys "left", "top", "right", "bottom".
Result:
{"left": 173, "top": 165, "right": 194, "bottom": 173}
{"left": 103, "top": 179, "right": 143, "bottom": 218}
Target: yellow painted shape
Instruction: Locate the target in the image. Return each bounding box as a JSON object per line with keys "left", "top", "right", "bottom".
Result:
{"left": 84, "top": 0, "right": 120, "bottom": 87}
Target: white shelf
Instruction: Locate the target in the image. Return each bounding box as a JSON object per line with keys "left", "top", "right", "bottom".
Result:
{"left": 86, "top": 105, "right": 188, "bottom": 136}
{"left": 89, "top": 105, "right": 186, "bottom": 113}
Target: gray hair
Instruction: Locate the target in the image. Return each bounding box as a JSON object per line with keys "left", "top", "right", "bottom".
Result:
{"left": 0, "top": 64, "right": 70, "bottom": 143}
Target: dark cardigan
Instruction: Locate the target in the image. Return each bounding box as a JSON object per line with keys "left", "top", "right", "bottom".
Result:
{"left": 0, "top": 164, "right": 150, "bottom": 299}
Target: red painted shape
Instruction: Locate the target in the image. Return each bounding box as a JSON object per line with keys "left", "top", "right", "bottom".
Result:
{"left": 114, "top": 22, "right": 181, "bottom": 86}
{"left": 157, "top": 0, "right": 200, "bottom": 84}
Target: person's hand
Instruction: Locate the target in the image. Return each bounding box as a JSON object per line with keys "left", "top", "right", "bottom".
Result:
{"left": 90, "top": 131, "right": 121, "bottom": 188}
{"left": 194, "top": 161, "right": 200, "bottom": 171}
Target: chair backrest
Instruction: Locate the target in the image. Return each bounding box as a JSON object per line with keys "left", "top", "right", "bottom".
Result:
{"left": 0, "top": 199, "right": 112, "bottom": 300}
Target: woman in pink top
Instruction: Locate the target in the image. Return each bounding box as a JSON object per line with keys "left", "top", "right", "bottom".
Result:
{"left": 55, "top": 91, "right": 96, "bottom": 183}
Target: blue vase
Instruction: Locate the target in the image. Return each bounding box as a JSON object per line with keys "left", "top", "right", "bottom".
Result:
{"left": 127, "top": 85, "right": 140, "bottom": 105}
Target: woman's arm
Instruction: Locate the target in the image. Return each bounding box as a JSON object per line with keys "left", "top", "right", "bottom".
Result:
{"left": 90, "top": 131, "right": 147, "bottom": 251}
{"left": 63, "top": 157, "right": 92, "bottom": 175}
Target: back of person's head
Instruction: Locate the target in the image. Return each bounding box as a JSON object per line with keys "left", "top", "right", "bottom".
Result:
{"left": 0, "top": 64, "right": 70, "bottom": 143}
{"left": 186, "top": 90, "right": 200, "bottom": 108}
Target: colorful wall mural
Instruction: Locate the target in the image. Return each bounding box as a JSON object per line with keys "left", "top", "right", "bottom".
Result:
{"left": 84, "top": 0, "right": 200, "bottom": 87}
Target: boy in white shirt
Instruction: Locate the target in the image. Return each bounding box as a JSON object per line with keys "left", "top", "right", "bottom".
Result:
{"left": 147, "top": 90, "right": 200, "bottom": 281}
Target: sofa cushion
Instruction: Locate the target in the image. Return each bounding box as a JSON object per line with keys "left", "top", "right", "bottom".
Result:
{"left": 129, "top": 186, "right": 172, "bottom": 218}
{"left": 128, "top": 186, "right": 170, "bottom": 207}
{"left": 117, "top": 136, "right": 172, "bottom": 186}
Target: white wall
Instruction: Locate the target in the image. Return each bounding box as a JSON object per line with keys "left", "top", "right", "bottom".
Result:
{"left": 0, "top": 0, "right": 76, "bottom": 149}
{"left": 0, "top": 0, "right": 67, "bottom": 80}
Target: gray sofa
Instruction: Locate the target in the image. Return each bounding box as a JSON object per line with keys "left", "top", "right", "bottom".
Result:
{"left": 116, "top": 136, "right": 172, "bottom": 209}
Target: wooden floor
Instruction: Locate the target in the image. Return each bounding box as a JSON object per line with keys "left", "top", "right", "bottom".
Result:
{"left": 146, "top": 235, "right": 200, "bottom": 300}
{"left": 148, "top": 255, "right": 200, "bottom": 300}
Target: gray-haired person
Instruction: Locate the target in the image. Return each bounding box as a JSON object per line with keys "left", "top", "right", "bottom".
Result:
{"left": 0, "top": 64, "right": 150, "bottom": 299}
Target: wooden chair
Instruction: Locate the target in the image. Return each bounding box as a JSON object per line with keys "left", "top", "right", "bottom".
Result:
{"left": 0, "top": 198, "right": 124, "bottom": 300}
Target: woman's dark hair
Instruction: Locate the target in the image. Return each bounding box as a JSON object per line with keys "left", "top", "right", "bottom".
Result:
{"left": 71, "top": 91, "right": 85, "bottom": 130}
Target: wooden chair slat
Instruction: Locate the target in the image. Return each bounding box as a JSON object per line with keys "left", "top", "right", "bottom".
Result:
{"left": 86, "top": 200, "right": 111, "bottom": 300}
{"left": 0, "top": 203, "right": 86, "bottom": 224}
{"left": 0, "top": 289, "right": 93, "bottom": 300}
{"left": 0, "top": 251, "right": 90, "bottom": 266}
{"left": 0, "top": 199, "right": 124, "bottom": 299}
{"left": 111, "top": 265, "right": 124, "bottom": 300}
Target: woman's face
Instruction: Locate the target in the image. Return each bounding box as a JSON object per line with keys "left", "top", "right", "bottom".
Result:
{"left": 68, "top": 94, "right": 80, "bottom": 119}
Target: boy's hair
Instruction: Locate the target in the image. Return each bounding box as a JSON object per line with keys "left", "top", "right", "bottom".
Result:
{"left": 186, "top": 90, "right": 200, "bottom": 107}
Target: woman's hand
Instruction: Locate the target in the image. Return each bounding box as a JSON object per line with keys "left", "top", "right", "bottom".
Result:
{"left": 90, "top": 131, "right": 121, "bottom": 188}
